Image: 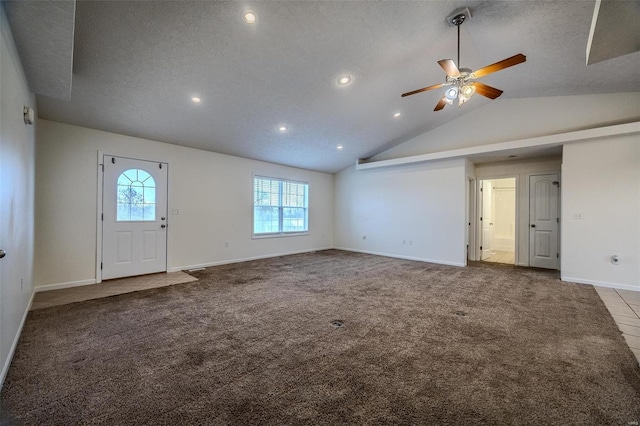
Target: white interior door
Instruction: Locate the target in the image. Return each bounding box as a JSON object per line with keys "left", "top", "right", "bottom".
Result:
{"left": 102, "top": 156, "right": 168, "bottom": 280}
{"left": 529, "top": 173, "right": 559, "bottom": 270}
{"left": 480, "top": 181, "right": 493, "bottom": 260}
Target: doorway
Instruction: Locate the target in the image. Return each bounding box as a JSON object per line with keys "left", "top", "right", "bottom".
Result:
{"left": 479, "top": 177, "right": 516, "bottom": 265}
{"left": 101, "top": 155, "right": 168, "bottom": 280}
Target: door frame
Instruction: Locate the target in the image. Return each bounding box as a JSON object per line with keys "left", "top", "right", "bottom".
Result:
{"left": 96, "top": 151, "right": 170, "bottom": 283}
{"left": 466, "top": 177, "right": 477, "bottom": 263}
{"left": 475, "top": 175, "right": 519, "bottom": 263}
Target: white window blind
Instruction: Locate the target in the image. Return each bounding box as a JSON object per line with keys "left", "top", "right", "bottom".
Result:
{"left": 253, "top": 176, "right": 308, "bottom": 235}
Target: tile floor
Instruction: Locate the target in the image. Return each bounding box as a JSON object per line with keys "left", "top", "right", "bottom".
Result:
{"left": 594, "top": 286, "right": 640, "bottom": 364}
{"left": 30, "top": 271, "right": 197, "bottom": 310}
{"left": 482, "top": 249, "right": 515, "bottom": 264}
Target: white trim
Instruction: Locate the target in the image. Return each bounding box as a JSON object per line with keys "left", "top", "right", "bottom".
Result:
{"left": 251, "top": 174, "right": 310, "bottom": 238}
{"left": 334, "top": 247, "right": 466, "bottom": 267}
{"left": 252, "top": 232, "right": 310, "bottom": 240}
{"left": 476, "top": 175, "right": 520, "bottom": 264}
{"left": 357, "top": 121, "right": 640, "bottom": 170}
{"left": 466, "top": 177, "right": 476, "bottom": 263}
{"left": 1, "top": 291, "right": 35, "bottom": 388}
{"left": 96, "top": 150, "right": 104, "bottom": 283}
{"left": 585, "top": 0, "right": 601, "bottom": 65}
{"left": 168, "top": 247, "right": 334, "bottom": 272}
{"left": 34, "top": 279, "right": 97, "bottom": 293}
{"left": 561, "top": 276, "right": 640, "bottom": 292}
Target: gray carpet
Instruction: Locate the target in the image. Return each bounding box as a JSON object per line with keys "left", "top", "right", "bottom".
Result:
{"left": 2, "top": 250, "right": 639, "bottom": 425}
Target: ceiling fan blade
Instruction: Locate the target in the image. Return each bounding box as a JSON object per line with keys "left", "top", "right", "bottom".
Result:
{"left": 401, "top": 83, "right": 445, "bottom": 97}
{"left": 472, "top": 82, "right": 503, "bottom": 99}
{"left": 472, "top": 53, "right": 526, "bottom": 78}
{"left": 438, "top": 59, "right": 460, "bottom": 77}
{"left": 434, "top": 97, "right": 447, "bottom": 111}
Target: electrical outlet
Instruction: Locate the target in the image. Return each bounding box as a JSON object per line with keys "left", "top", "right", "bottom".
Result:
{"left": 572, "top": 213, "right": 583, "bottom": 220}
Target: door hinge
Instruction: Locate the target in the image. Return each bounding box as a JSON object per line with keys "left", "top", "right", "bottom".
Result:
{"left": 480, "top": 246, "right": 483, "bottom": 250}
{"left": 480, "top": 188, "right": 483, "bottom": 192}
{"left": 100, "top": 163, "right": 104, "bottom": 172}
{"left": 556, "top": 253, "right": 559, "bottom": 258}
{"left": 159, "top": 163, "right": 162, "bottom": 169}
{"left": 101, "top": 213, "right": 103, "bottom": 221}
{"left": 111, "top": 157, "right": 115, "bottom": 164}
{"left": 480, "top": 217, "right": 483, "bottom": 221}
{"left": 100, "top": 262, "right": 103, "bottom": 270}
{"left": 557, "top": 218, "right": 560, "bottom": 223}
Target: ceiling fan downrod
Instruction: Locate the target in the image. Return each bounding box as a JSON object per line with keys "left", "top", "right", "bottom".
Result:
{"left": 451, "top": 13, "right": 466, "bottom": 68}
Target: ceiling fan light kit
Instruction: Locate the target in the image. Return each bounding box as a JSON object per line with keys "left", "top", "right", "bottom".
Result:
{"left": 402, "top": 7, "right": 526, "bottom": 111}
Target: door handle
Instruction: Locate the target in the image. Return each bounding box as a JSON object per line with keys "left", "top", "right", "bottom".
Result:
{"left": 0, "top": 249, "right": 6, "bottom": 259}
{"left": 530, "top": 224, "right": 536, "bottom": 228}
{"left": 161, "top": 224, "right": 166, "bottom": 229}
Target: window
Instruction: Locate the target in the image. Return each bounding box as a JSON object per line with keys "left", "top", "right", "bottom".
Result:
{"left": 253, "top": 176, "right": 308, "bottom": 236}
{"left": 116, "top": 169, "right": 156, "bottom": 221}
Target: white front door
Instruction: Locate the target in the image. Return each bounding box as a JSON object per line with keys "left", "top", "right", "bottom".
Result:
{"left": 480, "top": 181, "right": 493, "bottom": 260}
{"left": 529, "top": 173, "right": 559, "bottom": 270}
{"left": 102, "top": 155, "right": 168, "bottom": 280}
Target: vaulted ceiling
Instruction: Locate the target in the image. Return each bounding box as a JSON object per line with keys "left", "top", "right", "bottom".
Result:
{"left": 4, "top": 1, "right": 640, "bottom": 173}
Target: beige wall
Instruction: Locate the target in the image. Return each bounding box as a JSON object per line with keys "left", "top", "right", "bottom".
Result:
{"left": 35, "top": 120, "right": 334, "bottom": 289}
{"left": 561, "top": 135, "right": 640, "bottom": 290}
{"left": 334, "top": 159, "right": 467, "bottom": 266}
{"left": 1, "top": 7, "right": 36, "bottom": 385}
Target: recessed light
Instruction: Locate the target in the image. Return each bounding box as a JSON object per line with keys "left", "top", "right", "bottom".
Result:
{"left": 337, "top": 145, "right": 344, "bottom": 150}
{"left": 393, "top": 112, "right": 401, "bottom": 118}
{"left": 191, "top": 96, "right": 201, "bottom": 104}
{"left": 244, "top": 11, "right": 256, "bottom": 24}
{"left": 337, "top": 74, "right": 352, "bottom": 86}
{"left": 278, "top": 125, "right": 289, "bottom": 133}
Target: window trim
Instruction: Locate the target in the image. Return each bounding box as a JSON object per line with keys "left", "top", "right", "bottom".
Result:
{"left": 252, "top": 174, "right": 309, "bottom": 239}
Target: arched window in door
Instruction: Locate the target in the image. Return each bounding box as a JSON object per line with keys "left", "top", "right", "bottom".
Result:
{"left": 116, "top": 169, "right": 156, "bottom": 221}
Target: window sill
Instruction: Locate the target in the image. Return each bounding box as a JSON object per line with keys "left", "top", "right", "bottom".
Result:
{"left": 252, "top": 232, "right": 309, "bottom": 240}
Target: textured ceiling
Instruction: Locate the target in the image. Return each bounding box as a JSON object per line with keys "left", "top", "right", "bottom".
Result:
{"left": 13, "top": 1, "right": 640, "bottom": 173}
{"left": 586, "top": 0, "right": 640, "bottom": 65}
{"left": 3, "top": 0, "right": 75, "bottom": 100}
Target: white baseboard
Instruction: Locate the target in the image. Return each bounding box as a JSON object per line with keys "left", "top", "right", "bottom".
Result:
{"left": 1, "top": 290, "right": 35, "bottom": 389}
{"left": 561, "top": 276, "right": 640, "bottom": 292}
{"left": 34, "top": 279, "right": 97, "bottom": 293}
{"left": 334, "top": 247, "right": 465, "bottom": 267}
{"left": 170, "top": 247, "right": 336, "bottom": 273}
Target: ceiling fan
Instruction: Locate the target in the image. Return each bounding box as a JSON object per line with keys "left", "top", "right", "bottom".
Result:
{"left": 401, "top": 9, "right": 526, "bottom": 111}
